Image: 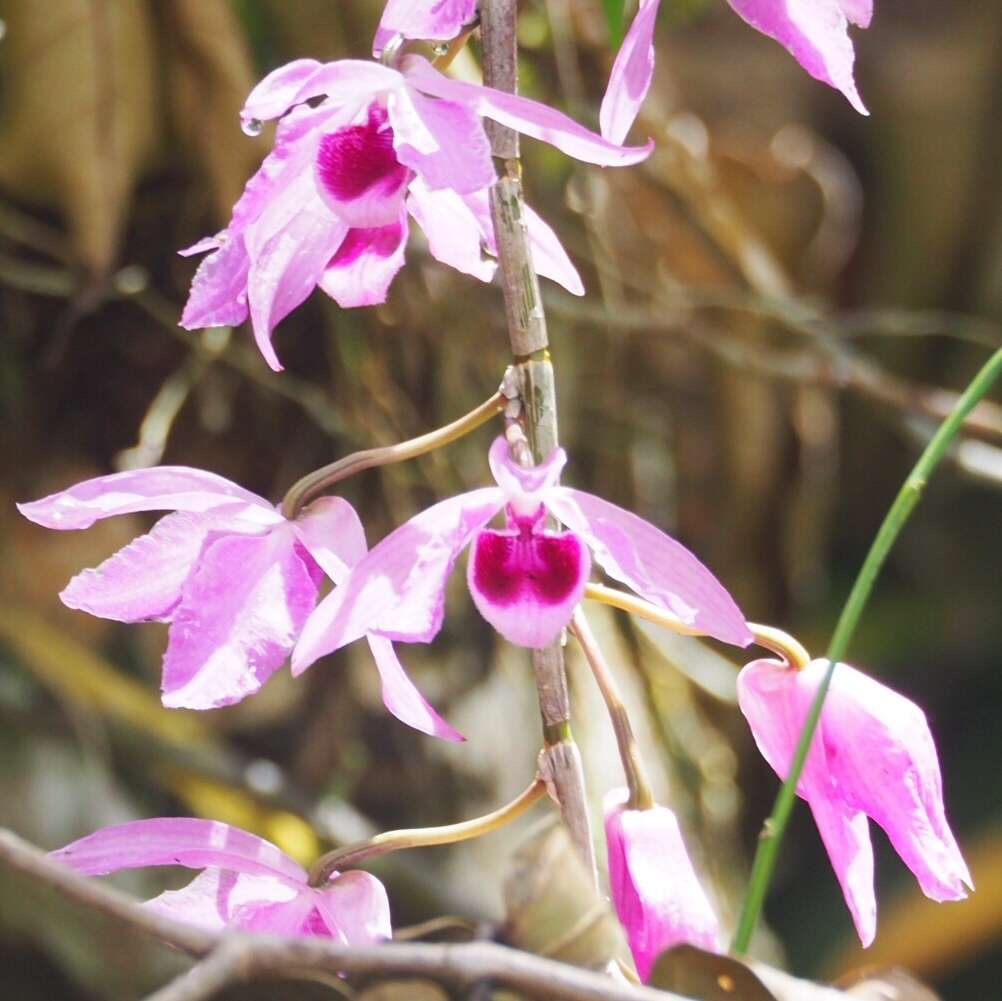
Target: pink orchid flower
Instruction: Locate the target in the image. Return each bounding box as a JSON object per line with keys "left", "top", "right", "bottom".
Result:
{"left": 51, "top": 818, "right": 390, "bottom": 941}
{"left": 373, "top": 0, "right": 477, "bottom": 56}
{"left": 600, "top": 0, "right": 870, "bottom": 145}
{"left": 738, "top": 657, "right": 972, "bottom": 946}
{"left": 605, "top": 790, "right": 721, "bottom": 983}
{"left": 292, "top": 436, "right": 752, "bottom": 672}
{"left": 181, "top": 55, "right": 651, "bottom": 371}
{"left": 17, "top": 468, "right": 461, "bottom": 741}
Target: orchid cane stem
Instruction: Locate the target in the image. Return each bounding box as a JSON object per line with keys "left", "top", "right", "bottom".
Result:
{"left": 584, "top": 583, "right": 811, "bottom": 670}
{"left": 571, "top": 609, "right": 655, "bottom": 811}
{"left": 281, "top": 389, "right": 505, "bottom": 519}
{"left": 308, "top": 776, "right": 547, "bottom": 886}
{"left": 732, "top": 346, "right": 1002, "bottom": 955}
{"left": 480, "top": 0, "right": 598, "bottom": 883}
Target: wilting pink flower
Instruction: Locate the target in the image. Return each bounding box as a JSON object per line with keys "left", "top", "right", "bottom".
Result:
{"left": 292, "top": 436, "right": 751, "bottom": 671}
{"left": 373, "top": 0, "right": 477, "bottom": 56}
{"left": 52, "top": 818, "right": 390, "bottom": 941}
{"left": 17, "top": 468, "right": 461, "bottom": 740}
{"left": 181, "top": 55, "right": 650, "bottom": 371}
{"left": 738, "top": 658, "right": 972, "bottom": 946}
{"left": 605, "top": 789, "right": 720, "bottom": 982}
{"left": 600, "top": 0, "right": 870, "bottom": 144}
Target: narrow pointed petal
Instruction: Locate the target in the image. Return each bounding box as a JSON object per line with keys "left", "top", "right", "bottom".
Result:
{"left": 161, "top": 529, "right": 319, "bottom": 710}
{"left": 180, "top": 234, "right": 250, "bottom": 330}
{"left": 524, "top": 201, "right": 585, "bottom": 295}
{"left": 18, "top": 467, "right": 277, "bottom": 531}
{"left": 292, "top": 496, "right": 369, "bottom": 585}
{"left": 467, "top": 525, "right": 589, "bottom": 648}
{"left": 546, "top": 487, "right": 753, "bottom": 646}
{"left": 313, "top": 870, "right": 392, "bottom": 945}
{"left": 807, "top": 660, "right": 973, "bottom": 901}
{"left": 292, "top": 487, "right": 506, "bottom": 674}
{"left": 487, "top": 435, "right": 566, "bottom": 500}
{"left": 319, "top": 216, "right": 409, "bottom": 309}
{"left": 366, "top": 635, "right": 465, "bottom": 741}
{"left": 60, "top": 511, "right": 225, "bottom": 623}
{"left": 726, "top": 0, "right": 868, "bottom": 115}
{"left": 374, "top": 0, "right": 478, "bottom": 54}
{"left": 404, "top": 57, "right": 653, "bottom": 167}
{"left": 600, "top": 0, "right": 661, "bottom": 144}
{"left": 51, "top": 818, "right": 307, "bottom": 883}
{"left": 389, "top": 88, "right": 494, "bottom": 194}
{"left": 605, "top": 791, "right": 721, "bottom": 982}
{"left": 408, "top": 179, "right": 496, "bottom": 282}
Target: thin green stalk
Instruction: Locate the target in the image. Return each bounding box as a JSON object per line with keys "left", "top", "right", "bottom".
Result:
{"left": 732, "top": 347, "right": 1002, "bottom": 954}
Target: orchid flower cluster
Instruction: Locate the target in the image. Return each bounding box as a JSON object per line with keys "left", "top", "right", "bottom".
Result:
{"left": 19, "top": 0, "right": 972, "bottom": 988}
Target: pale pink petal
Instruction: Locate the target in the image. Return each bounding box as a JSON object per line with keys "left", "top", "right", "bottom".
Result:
{"left": 726, "top": 0, "right": 868, "bottom": 114}
{"left": 314, "top": 105, "right": 412, "bottom": 228}
{"left": 17, "top": 467, "right": 277, "bottom": 531}
{"left": 467, "top": 520, "right": 590, "bottom": 648}
{"left": 51, "top": 818, "right": 307, "bottom": 883}
{"left": 179, "top": 234, "right": 250, "bottom": 330}
{"left": 604, "top": 790, "right": 721, "bottom": 982}
{"left": 403, "top": 57, "right": 653, "bottom": 167}
{"left": 292, "top": 496, "right": 369, "bottom": 585}
{"left": 241, "top": 59, "right": 324, "bottom": 123}
{"left": 60, "top": 511, "right": 228, "bottom": 623}
{"left": 487, "top": 435, "right": 567, "bottom": 501}
{"left": 319, "top": 215, "right": 409, "bottom": 309}
{"left": 374, "top": 0, "right": 478, "bottom": 54}
{"left": 838, "top": 0, "right": 872, "bottom": 28}
{"left": 600, "top": 0, "right": 661, "bottom": 145}
{"left": 313, "top": 870, "right": 392, "bottom": 945}
{"left": 389, "top": 89, "right": 494, "bottom": 194}
{"left": 366, "top": 634, "right": 465, "bottom": 741}
{"left": 545, "top": 487, "right": 753, "bottom": 646}
{"left": 161, "top": 527, "right": 319, "bottom": 709}
{"left": 806, "top": 660, "right": 973, "bottom": 901}
{"left": 407, "top": 179, "right": 496, "bottom": 282}
{"left": 524, "top": 201, "right": 585, "bottom": 295}
{"left": 292, "top": 487, "right": 506, "bottom": 674}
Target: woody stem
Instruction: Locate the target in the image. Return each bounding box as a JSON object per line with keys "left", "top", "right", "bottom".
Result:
{"left": 479, "top": 0, "right": 598, "bottom": 882}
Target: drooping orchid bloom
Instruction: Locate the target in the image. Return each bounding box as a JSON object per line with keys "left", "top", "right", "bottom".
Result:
{"left": 181, "top": 55, "right": 651, "bottom": 371}
{"left": 373, "top": 0, "right": 477, "bottom": 56}
{"left": 51, "top": 818, "right": 391, "bottom": 941}
{"left": 605, "top": 790, "right": 721, "bottom": 983}
{"left": 292, "top": 436, "right": 751, "bottom": 672}
{"left": 18, "top": 468, "right": 461, "bottom": 740}
{"left": 738, "top": 658, "right": 972, "bottom": 946}
{"left": 599, "top": 0, "right": 870, "bottom": 145}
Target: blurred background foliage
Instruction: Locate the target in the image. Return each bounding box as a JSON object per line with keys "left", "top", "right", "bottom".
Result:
{"left": 1, "top": 0, "right": 1001, "bottom": 998}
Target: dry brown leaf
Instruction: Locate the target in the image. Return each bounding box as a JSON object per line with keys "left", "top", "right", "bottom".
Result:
{"left": 0, "top": 0, "right": 158, "bottom": 277}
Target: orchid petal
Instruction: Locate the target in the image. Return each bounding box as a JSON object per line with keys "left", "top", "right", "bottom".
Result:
{"left": 319, "top": 215, "right": 409, "bottom": 309}
{"left": 389, "top": 89, "right": 495, "bottom": 194}
{"left": 404, "top": 56, "right": 653, "bottom": 167}
{"left": 292, "top": 496, "right": 369, "bottom": 585}
{"left": 292, "top": 487, "right": 505, "bottom": 673}
{"left": 161, "top": 528, "right": 319, "bottom": 710}
{"left": 726, "top": 0, "right": 868, "bottom": 115}
{"left": 180, "top": 234, "right": 250, "bottom": 330}
{"left": 605, "top": 790, "right": 721, "bottom": 982}
{"left": 600, "top": 0, "right": 661, "bottom": 144}
{"left": 51, "top": 818, "right": 307, "bottom": 884}
{"left": 467, "top": 523, "right": 589, "bottom": 648}
{"left": 487, "top": 435, "right": 567, "bottom": 500}
{"left": 838, "top": 0, "right": 872, "bottom": 28}
{"left": 545, "top": 487, "right": 753, "bottom": 646}
{"left": 374, "top": 0, "right": 478, "bottom": 55}
{"left": 524, "top": 201, "right": 585, "bottom": 295}
{"left": 407, "top": 179, "right": 496, "bottom": 282}
{"left": 367, "top": 635, "right": 465, "bottom": 741}
{"left": 314, "top": 870, "right": 392, "bottom": 945}
{"left": 241, "top": 58, "right": 324, "bottom": 123}
{"left": 61, "top": 511, "right": 227, "bottom": 623}
{"left": 18, "top": 467, "right": 277, "bottom": 531}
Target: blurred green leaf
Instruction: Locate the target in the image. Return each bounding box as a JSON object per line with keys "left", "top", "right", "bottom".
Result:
{"left": 602, "top": 0, "right": 626, "bottom": 47}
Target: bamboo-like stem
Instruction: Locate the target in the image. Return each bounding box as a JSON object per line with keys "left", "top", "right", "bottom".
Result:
{"left": 479, "top": 0, "right": 597, "bottom": 881}
{"left": 585, "top": 583, "right": 811, "bottom": 670}
{"left": 281, "top": 389, "right": 505, "bottom": 519}
{"left": 308, "top": 776, "right": 546, "bottom": 886}
{"left": 571, "top": 610, "right": 655, "bottom": 810}
{"left": 732, "top": 347, "right": 1002, "bottom": 954}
